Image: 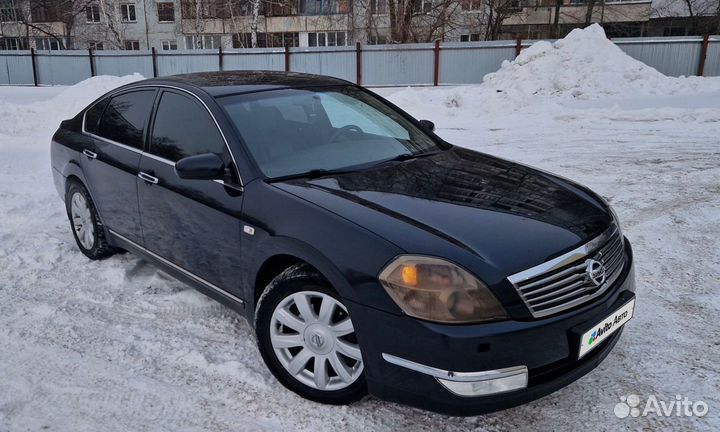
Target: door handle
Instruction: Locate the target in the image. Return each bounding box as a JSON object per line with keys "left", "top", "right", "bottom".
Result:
{"left": 83, "top": 149, "right": 97, "bottom": 159}
{"left": 138, "top": 172, "right": 159, "bottom": 184}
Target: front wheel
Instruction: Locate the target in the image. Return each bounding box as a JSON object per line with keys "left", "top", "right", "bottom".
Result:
{"left": 255, "top": 266, "right": 367, "bottom": 404}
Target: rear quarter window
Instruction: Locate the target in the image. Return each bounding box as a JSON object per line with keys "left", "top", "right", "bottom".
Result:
{"left": 84, "top": 98, "right": 109, "bottom": 135}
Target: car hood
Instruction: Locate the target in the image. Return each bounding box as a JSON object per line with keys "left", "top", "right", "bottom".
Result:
{"left": 274, "top": 147, "right": 612, "bottom": 275}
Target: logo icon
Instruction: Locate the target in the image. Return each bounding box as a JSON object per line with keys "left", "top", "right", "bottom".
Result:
{"left": 615, "top": 394, "right": 642, "bottom": 418}
{"left": 588, "top": 330, "right": 598, "bottom": 346}
{"left": 585, "top": 259, "right": 607, "bottom": 287}
{"left": 309, "top": 332, "right": 325, "bottom": 349}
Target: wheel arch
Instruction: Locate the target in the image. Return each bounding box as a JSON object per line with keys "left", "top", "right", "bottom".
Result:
{"left": 61, "top": 161, "right": 89, "bottom": 195}
{"left": 247, "top": 239, "right": 356, "bottom": 318}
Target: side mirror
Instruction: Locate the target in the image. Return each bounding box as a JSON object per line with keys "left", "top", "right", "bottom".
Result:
{"left": 175, "top": 153, "right": 225, "bottom": 180}
{"left": 419, "top": 119, "right": 435, "bottom": 132}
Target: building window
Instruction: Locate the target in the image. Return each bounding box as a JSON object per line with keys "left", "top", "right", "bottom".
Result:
{"left": 157, "top": 2, "right": 174, "bottom": 21}
{"left": 298, "top": 0, "right": 347, "bottom": 15}
{"left": 0, "top": 37, "right": 26, "bottom": 50}
{"left": 460, "top": 0, "right": 481, "bottom": 10}
{"left": 368, "top": 34, "right": 387, "bottom": 45}
{"left": 35, "top": 37, "right": 61, "bottom": 50}
{"left": 460, "top": 33, "right": 480, "bottom": 42}
{"left": 89, "top": 41, "right": 104, "bottom": 50}
{"left": 233, "top": 32, "right": 278, "bottom": 48}
{"left": 120, "top": 3, "right": 136, "bottom": 22}
{"left": 30, "top": 0, "right": 60, "bottom": 22}
{"left": 264, "top": 0, "right": 295, "bottom": 16}
{"left": 413, "top": 0, "right": 434, "bottom": 13}
{"left": 85, "top": 4, "right": 100, "bottom": 22}
{"left": 184, "top": 35, "right": 222, "bottom": 49}
{"left": 229, "top": 1, "right": 263, "bottom": 16}
{"left": 308, "top": 31, "right": 347, "bottom": 47}
{"left": 233, "top": 33, "right": 254, "bottom": 48}
{"left": 0, "top": 5, "right": 21, "bottom": 22}
{"left": 161, "top": 39, "right": 177, "bottom": 50}
{"left": 270, "top": 32, "right": 299, "bottom": 48}
{"left": 369, "top": 0, "right": 387, "bottom": 14}
{"left": 124, "top": 40, "right": 140, "bottom": 50}
{"left": 181, "top": 0, "right": 229, "bottom": 18}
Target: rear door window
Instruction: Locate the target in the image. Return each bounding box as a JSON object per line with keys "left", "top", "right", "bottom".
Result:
{"left": 149, "top": 91, "right": 225, "bottom": 162}
{"left": 97, "top": 90, "right": 156, "bottom": 150}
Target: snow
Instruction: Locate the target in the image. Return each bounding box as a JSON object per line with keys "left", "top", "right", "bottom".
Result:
{"left": 1, "top": 26, "right": 719, "bottom": 431}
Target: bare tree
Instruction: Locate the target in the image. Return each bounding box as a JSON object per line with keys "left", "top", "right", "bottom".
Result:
{"left": 552, "top": 0, "right": 562, "bottom": 37}
{"left": 584, "top": 0, "right": 597, "bottom": 25}
{"left": 652, "top": 0, "right": 720, "bottom": 34}
{"left": 13, "top": 0, "right": 94, "bottom": 48}
{"left": 482, "top": 0, "right": 523, "bottom": 40}
{"left": 353, "top": 0, "right": 461, "bottom": 43}
{"left": 97, "top": 0, "right": 127, "bottom": 48}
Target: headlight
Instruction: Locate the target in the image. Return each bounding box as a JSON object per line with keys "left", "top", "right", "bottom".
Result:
{"left": 378, "top": 256, "right": 508, "bottom": 324}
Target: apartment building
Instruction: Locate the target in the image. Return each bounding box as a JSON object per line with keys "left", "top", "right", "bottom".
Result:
{"left": 0, "top": 0, "right": 653, "bottom": 51}
{"left": 498, "top": 0, "right": 653, "bottom": 39}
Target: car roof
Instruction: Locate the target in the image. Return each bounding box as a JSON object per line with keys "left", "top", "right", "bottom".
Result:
{"left": 136, "top": 70, "right": 353, "bottom": 97}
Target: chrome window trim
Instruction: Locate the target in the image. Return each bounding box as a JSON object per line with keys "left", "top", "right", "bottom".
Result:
{"left": 81, "top": 83, "right": 244, "bottom": 186}
{"left": 382, "top": 353, "right": 528, "bottom": 383}
{"left": 108, "top": 229, "right": 245, "bottom": 305}
{"left": 141, "top": 150, "right": 174, "bottom": 165}
{"left": 84, "top": 131, "right": 144, "bottom": 154}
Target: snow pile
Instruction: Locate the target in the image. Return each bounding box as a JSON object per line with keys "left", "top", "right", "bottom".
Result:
{"left": 483, "top": 24, "right": 718, "bottom": 101}
{"left": 0, "top": 74, "right": 143, "bottom": 140}
{"left": 387, "top": 24, "right": 720, "bottom": 117}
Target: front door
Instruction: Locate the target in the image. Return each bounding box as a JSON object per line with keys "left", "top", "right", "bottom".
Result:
{"left": 82, "top": 89, "right": 156, "bottom": 245}
{"left": 137, "top": 89, "right": 245, "bottom": 297}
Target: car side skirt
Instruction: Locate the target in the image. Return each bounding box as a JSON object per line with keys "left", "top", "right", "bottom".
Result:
{"left": 108, "top": 229, "right": 247, "bottom": 315}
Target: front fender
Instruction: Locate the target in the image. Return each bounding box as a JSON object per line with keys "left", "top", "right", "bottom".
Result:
{"left": 239, "top": 180, "right": 405, "bottom": 320}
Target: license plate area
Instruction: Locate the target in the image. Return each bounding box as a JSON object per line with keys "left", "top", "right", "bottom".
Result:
{"left": 578, "top": 298, "right": 635, "bottom": 358}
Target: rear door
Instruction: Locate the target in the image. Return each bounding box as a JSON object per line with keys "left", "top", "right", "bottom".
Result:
{"left": 137, "top": 89, "right": 245, "bottom": 295}
{"left": 82, "top": 89, "right": 156, "bottom": 244}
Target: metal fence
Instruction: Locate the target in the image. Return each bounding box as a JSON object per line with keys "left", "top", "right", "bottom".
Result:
{"left": 0, "top": 35, "right": 718, "bottom": 87}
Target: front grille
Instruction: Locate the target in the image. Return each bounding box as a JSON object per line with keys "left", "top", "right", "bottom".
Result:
{"left": 508, "top": 227, "right": 625, "bottom": 318}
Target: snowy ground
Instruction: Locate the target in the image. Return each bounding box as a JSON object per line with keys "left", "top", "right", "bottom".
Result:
{"left": 1, "top": 26, "right": 719, "bottom": 431}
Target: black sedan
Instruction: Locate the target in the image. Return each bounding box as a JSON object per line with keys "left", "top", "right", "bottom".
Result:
{"left": 50, "top": 71, "right": 636, "bottom": 416}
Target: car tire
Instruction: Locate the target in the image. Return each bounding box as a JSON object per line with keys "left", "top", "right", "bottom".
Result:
{"left": 65, "top": 181, "right": 117, "bottom": 260}
{"left": 255, "top": 264, "right": 367, "bottom": 405}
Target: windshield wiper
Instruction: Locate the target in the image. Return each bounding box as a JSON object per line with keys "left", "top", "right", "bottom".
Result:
{"left": 266, "top": 168, "right": 356, "bottom": 183}
{"left": 267, "top": 151, "right": 443, "bottom": 183}
{"left": 375, "top": 150, "right": 442, "bottom": 166}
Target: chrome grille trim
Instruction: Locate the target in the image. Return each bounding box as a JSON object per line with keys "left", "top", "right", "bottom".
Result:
{"left": 508, "top": 225, "right": 625, "bottom": 318}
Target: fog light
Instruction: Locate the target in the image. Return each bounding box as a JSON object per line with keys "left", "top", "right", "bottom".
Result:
{"left": 437, "top": 367, "right": 528, "bottom": 397}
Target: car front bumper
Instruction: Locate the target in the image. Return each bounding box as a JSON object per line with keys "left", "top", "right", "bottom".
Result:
{"left": 348, "top": 240, "right": 636, "bottom": 416}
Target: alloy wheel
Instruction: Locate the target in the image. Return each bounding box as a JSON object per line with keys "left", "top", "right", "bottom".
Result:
{"left": 70, "top": 192, "right": 95, "bottom": 250}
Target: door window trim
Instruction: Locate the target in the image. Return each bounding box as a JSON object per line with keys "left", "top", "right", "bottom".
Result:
{"left": 82, "top": 84, "right": 244, "bottom": 187}
{"left": 83, "top": 88, "right": 157, "bottom": 153}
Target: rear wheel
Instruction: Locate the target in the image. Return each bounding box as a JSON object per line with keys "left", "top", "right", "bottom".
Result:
{"left": 255, "top": 265, "right": 367, "bottom": 404}
{"left": 65, "top": 181, "right": 117, "bottom": 260}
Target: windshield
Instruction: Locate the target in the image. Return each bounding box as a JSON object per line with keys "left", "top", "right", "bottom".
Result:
{"left": 217, "top": 86, "right": 442, "bottom": 179}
